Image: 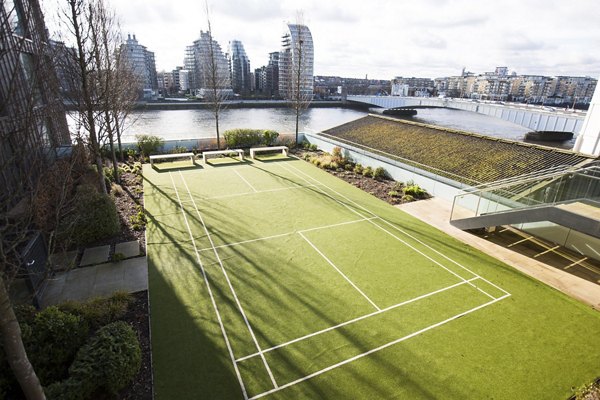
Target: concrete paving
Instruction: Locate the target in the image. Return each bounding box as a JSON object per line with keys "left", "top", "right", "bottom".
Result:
{"left": 41, "top": 256, "right": 147, "bottom": 307}
{"left": 115, "top": 240, "right": 141, "bottom": 258}
{"left": 79, "top": 245, "right": 110, "bottom": 266}
{"left": 48, "top": 250, "right": 78, "bottom": 271}
{"left": 397, "top": 197, "right": 600, "bottom": 310}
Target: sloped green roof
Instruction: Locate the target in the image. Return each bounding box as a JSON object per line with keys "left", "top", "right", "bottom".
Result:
{"left": 322, "top": 115, "right": 595, "bottom": 185}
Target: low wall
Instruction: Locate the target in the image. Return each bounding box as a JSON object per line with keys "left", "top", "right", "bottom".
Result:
{"left": 303, "top": 132, "right": 468, "bottom": 202}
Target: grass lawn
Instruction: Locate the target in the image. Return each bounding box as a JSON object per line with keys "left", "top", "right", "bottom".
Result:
{"left": 143, "top": 157, "right": 600, "bottom": 400}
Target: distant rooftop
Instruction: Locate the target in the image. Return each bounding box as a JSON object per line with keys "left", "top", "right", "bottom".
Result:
{"left": 322, "top": 115, "right": 596, "bottom": 185}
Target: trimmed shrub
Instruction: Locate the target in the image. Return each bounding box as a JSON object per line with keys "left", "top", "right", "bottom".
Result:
{"left": 28, "top": 307, "right": 89, "bottom": 384}
{"left": 362, "top": 166, "right": 373, "bottom": 178}
{"left": 388, "top": 190, "right": 400, "bottom": 197}
{"left": 263, "top": 130, "right": 279, "bottom": 146}
{"left": 332, "top": 146, "right": 343, "bottom": 161}
{"left": 353, "top": 164, "right": 363, "bottom": 174}
{"left": 224, "top": 129, "right": 263, "bottom": 148}
{"left": 344, "top": 163, "right": 354, "bottom": 171}
{"left": 59, "top": 185, "right": 120, "bottom": 246}
{"left": 373, "top": 167, "right": 387, "bottom": 180}
{"left": 136, "top": 134, "right": 164, "bottom": 157}
{"left": 58, "top": 292, "right": 132, "bottom": 330}
{"left": 69, "top": 321, "right": 141, "bottom": 395}
{"left": 170, "top": 146, "right": 189, "bottom": 154}
{"left": 309, "top": 143, "right": 318, "bottom": 151}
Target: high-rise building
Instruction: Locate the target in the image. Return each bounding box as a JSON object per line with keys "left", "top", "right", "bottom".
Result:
{"left": 186, "top": 31, "right": 232, "bottom": 98}
{"left": 279, "top": 24, "right": 314, "bottom": 99}
{"left": 1, "top": 0, "right": 70, "bottom": 205}
{"left": 120, "top": 34, "right": 158, "bottom": 98}
{"left": 265, "top": 52, "right": 280, "bottom": 98}
{"left": 228, "top": 40, "right": 251, "bottom": 94}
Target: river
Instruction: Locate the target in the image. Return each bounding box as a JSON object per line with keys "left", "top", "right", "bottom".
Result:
{"left": 118, "top": 106, "right": 575, "bottom": 149}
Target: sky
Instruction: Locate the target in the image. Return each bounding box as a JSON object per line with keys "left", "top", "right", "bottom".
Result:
{"left": 42, "top": 0, "right": 600, "bottom": 79}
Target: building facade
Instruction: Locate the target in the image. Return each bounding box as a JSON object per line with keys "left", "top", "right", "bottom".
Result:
{"left": 228, "top": 40, "right": 251, "bottom": 95}
{"left": 185, "top": 31, "right": 232, "bottom": 98}
{"left": 1, "top": 0, "right": 70, "bottom": 206}
{"left": 120, "top": 34, "right": 158, "bottom": 98}
{"left": 278, "top": 24, "right": 314, "bottom": 99}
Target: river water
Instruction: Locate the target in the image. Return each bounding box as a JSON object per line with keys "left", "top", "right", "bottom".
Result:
{"left": 119, "top": 106, "right": 575, "bottom": 149}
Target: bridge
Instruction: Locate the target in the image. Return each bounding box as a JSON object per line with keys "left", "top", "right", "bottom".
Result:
{"left": 347, "top": 95, "right": 587, "bottom": 134}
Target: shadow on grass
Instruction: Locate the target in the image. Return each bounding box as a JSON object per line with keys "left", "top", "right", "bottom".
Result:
{"left": 152, "top": 163, "right": 203, "bottom": 173}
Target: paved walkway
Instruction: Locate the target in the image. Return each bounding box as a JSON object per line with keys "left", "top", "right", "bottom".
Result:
{"left": 41, "top": 256, "right": 148, "bottom": 307}
{"left": 397, "top": 197, "right": 600, "bottom": 310}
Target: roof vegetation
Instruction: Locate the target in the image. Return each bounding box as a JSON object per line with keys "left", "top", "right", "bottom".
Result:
{"left": 323, "top": 115, "right": 594, "bottom": 185}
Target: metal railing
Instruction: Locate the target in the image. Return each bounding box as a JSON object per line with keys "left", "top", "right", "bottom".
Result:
{"left": 451, "top": 166, "right": 600, "bottom": 222}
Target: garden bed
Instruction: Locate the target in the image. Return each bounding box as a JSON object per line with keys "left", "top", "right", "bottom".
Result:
{"left": 294, "top": 148, "right": 429, "bottom": 205}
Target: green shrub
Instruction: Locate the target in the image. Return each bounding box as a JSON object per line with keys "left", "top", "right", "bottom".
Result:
{"left": 309, "top": 143, "right": 318, "bottom": 151}
{"left": 401, "top": 194, "right": 415, "bottom": 202}
{"left": 404, "top": 184, "right": 429, "bottom": 199}
{"left": 59, "top": 184, "right": 120, "bottom": 246}
{"left": 46, "top": 378, "right": 90, "bottom": 400}
{"left": 344, "top": 163, "right": 353, "bottom": 171}
{"left": 330, "top": 161, "right": 339, "bottom": 170}
{"left": 170, "top": 146, "right": 188, "bottom": 154}
{"left": 353, "top": 164, "right": 363, "bottom": 174}
{"left": 362, "top": 166, "right": 373, "bottom": 178}
{"left": 130, "top": 205, "right": 146, "bottom": 231}
{"left": 126, "top": 148, "right": 137, "bottom": 159}
{"left": 388, "top": 190, "right": 400, "bottom": 197}
{"left": 58, "top": 292, "right": 132, "bottom": 330}
{"left": 29, "top": 307, "right": 89, "bottom": 384}
{"left": 311, "top": 158, "right": 321, "bottom": 167}
{"left": 373, "top": 167, "right": 387, "bottom": 180}
{"left": 136, "top": 134, "right": 164, "bottom": 157}
{"left": 223, "top": 129, "right": 263, "bottom": 148}
{"left": 393, "top": 181, "right": 404, "bottom": 191}
{"left": 262, "top": 130, "right": 279, "bottom": 146}
{"left": 69, "top": 321, "right": 141, "bottom": 395}
{"left": 103, "top": 166, "right": 118, "bottom": 185}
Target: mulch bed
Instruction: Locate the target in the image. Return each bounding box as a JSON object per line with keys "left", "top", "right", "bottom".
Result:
{"left": 112, "top": 168, "right": 146, "bottom": 252}
{"left": 293, "top": 149, "right": 414, "bottom": 206}
{"left": 119, "top": 291, "right": 152, "bottom": 400}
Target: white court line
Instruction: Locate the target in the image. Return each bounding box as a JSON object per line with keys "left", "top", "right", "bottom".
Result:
{"left": 249, "top": 293, "right": 510, "bottom": 400}
{"left": 565, "top": 257, "right": 588, "bottom": 270}
{"left": 236, "top": 277, "right": 479, "bottom": 362}
{"left": 280, "top": 163, "right": 496, "bottom": 300}
{"left": 206, "top": 184, "right": 319, "bottom": 200}
{"left": 198, "top": 217, "right": 378, "bottom": 252}
{"left": 285, "top": 162, "right": 511, "bottom": 298}
{"left": 178, "top": 171, "right": 279, "bottom": 390}
{"left": 234, "top": 169, "right": 258, "bottom": 192}
{"left": 299, "top": 231, "right": 381, "bottom": 311}
{"left": 167, "top": 172, "right": 249, "bottom": 399}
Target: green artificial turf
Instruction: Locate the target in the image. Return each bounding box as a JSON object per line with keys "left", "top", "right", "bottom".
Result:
{"left": 143, "top": 158, "right": 600, "bottom": 400}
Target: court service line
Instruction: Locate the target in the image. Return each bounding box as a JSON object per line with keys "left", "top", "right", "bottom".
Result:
{"left": 167, "top": 172, "right": 249, "bottom": 400}
{"left": 285, "top": 162, "right": 511, "bottom": 298}
{"left": 198, "top": 217, "right": 378, "bottom": 253}
{"left": 178, "top": 171, "right": 279, "bottom": 389}
{"left": 299, "top": 231, "right": 381, "bottom": 311}
{"left": 280, "top": 163, "right": 493, "bottom": 299}
{"left": 206, "top": 184, "right": 319, "bottom": 200}
{"left": 236, "top": 277, "right": 480, "bottom": 362}
{"left": 249, "top": 293, "right": 510, "bottom": 400}
{"left": 234, "top": 169, "right": 258, "bottom": 192}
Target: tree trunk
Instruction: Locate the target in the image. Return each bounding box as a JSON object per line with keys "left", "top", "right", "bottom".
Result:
{"left": 0, "top": 279, "right": 45, "bottom": 400}
{"left": 215, "top": 109, "right": 220, "bottom": 150}
{"left": 116, "top": 120, "right": 124, "bottom": 161}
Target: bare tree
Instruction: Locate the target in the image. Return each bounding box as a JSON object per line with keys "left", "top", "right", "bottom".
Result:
{"left": 0, "top": 1, "right": 72, "bottom": 398}
{"left": 53, "top": 0, "right": 108, "bottom": 194}
{"left": 281, "top": 14, "right": 313, "bottom": 144}
{"left": 203, "top": 1, "right": 230, "bottom": 150}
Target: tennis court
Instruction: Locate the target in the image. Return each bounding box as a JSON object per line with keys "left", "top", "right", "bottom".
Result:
{"left": 144, "top": 156, "right": 600, "bottom": 400}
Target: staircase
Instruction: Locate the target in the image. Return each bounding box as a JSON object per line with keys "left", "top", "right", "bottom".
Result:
{"left": 450, "top": 166, "right": 600, "bottom": 239}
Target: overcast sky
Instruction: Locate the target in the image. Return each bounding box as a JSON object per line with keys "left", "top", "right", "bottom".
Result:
{"left": 43, "top": 0, "right": 600, "bottom": 79}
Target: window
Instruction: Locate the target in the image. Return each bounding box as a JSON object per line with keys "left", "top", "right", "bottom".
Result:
{"left": 4, "top": 0, "right": 28, "bottom": 37}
